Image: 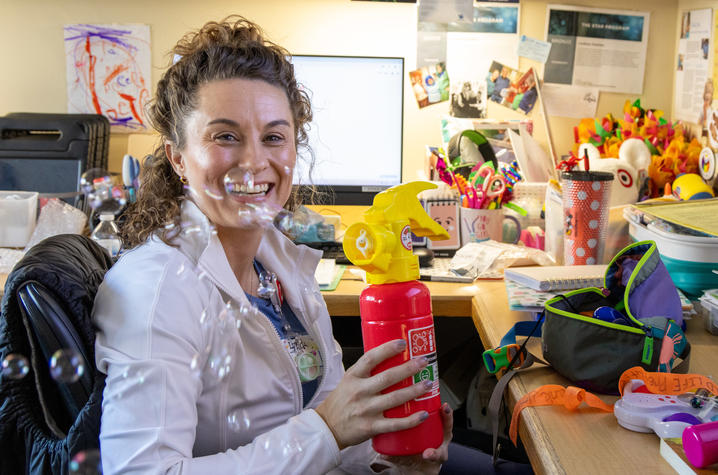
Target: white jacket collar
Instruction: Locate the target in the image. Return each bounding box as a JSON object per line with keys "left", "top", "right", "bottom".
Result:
{"left": 175, "top": 200, "right": 322, "bottom": 308}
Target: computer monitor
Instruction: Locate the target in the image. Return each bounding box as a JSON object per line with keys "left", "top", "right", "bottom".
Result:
{"left": 290, "top": 55, "right": 404, "bottom": 205}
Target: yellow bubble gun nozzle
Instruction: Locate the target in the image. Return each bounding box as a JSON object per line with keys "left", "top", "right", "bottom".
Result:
{"left": 342, "top": 181, "right": 450, "bottom": 285}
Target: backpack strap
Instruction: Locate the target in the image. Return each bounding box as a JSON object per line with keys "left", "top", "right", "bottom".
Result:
{"left": 485, "top": 314, "right": 547, "bottom": 465}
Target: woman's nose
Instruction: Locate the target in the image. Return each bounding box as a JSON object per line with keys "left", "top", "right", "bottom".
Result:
{"left": 237, "top": 139, "right": 269, "bottom": 174}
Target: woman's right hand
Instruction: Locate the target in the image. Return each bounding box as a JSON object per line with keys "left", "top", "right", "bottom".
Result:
{"left": 315, "top": 339, "right": 432, "bottom": 450}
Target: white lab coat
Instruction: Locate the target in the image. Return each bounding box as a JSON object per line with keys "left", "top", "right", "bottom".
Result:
{"left": 93, "top": 200, "right": 386, "bottom": 474}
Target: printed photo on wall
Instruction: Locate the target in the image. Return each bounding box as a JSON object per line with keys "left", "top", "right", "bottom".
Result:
{"left": 487, "top": 61, "right": 538, "bottom": 115}
{"left": 409, "top": 62, "right": 450, "bottom": 109}
{"left": 449, "top": 80, "right": 487, "bottom": 118}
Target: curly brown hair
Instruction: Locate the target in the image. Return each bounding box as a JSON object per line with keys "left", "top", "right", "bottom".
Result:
{"left": 120, "top": 16, "right": 314, "bottom": 249}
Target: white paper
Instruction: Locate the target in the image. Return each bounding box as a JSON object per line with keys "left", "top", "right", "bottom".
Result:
{"left": 64, "top": 23, "right": 152, "bottom": 132}
{"left": 517, "top": 35, "right": 552, "bottom": 63}
{"left": 544, "top": 5, "right": 650, "bottom": 94}
{"left": 541, "top": 83, "right": 599, "bottom": 118}
{"left": 674, "top": 9, "right": 713, "bottom": 125}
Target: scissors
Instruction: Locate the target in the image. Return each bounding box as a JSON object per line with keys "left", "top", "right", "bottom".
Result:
{"left": 474, "top": 166, "right": 506, "bottom": 209}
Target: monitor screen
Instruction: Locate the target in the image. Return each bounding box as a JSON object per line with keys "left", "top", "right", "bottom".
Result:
{"left": 291, "top": 55, "right": 404, "bottom": 205}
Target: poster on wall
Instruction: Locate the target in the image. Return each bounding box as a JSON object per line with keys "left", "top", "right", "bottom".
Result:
{"left": 544, "top": 5, "right": 649, "bottom": 94}
{"left": 418, "top": 2, "right": 519, "bottom": 79}
{"left": 673, "top": 10, "right": 712, "bottom": 129}
{"left": 64, "top": 23, "right": 151, "bottom": 133}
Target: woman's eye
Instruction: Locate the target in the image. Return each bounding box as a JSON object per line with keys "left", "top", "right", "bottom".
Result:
{"left": 214, "top": 133, "right": 238, "bottom": 142}
{"left": 265, "top": 134, "right": 284, "bottom": 143}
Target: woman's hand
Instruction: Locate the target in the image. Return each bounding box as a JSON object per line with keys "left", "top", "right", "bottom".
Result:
{"left": 315, "top": 339, "right": 433, "bottom": 450}
{"left": 380, "top": 402, "right": 453, "bottom": 475}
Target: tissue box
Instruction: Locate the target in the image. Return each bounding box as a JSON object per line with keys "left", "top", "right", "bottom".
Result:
{"left": 0, "top": 191, "right": 38, "bottom": 247}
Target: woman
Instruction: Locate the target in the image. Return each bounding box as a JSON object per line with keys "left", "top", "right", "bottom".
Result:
{"left": 92, "top": 16, "right": 451, "bottom": 474}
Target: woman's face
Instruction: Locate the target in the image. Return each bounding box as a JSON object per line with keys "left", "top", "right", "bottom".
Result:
{"left": 168, "top": 78, "right": 296, "bottom": 230}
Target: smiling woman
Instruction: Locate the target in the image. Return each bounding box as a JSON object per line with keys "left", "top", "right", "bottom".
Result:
{"left": 91, "top": 15, "right": 452, "bottom": 475}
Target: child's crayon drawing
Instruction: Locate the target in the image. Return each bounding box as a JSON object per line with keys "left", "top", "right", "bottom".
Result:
{"left": 64, "top": 24, "right": 151, "bottom": 132}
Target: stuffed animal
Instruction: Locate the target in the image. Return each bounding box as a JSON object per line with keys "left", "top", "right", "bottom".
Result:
{"left": 575, "top": 138, "right": 651, "bottom": 207}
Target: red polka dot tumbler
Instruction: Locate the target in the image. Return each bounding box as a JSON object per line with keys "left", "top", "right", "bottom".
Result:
{"left": 561, "top": 171, "right": 614, "bottom": 265}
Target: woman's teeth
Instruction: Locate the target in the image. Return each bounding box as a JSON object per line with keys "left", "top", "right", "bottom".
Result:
{"left": 230, "top": 183, "right": 269, "bottom": 195}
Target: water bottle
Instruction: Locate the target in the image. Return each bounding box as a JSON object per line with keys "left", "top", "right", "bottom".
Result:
{"left": 91, "top": 213, "right": 121, "bottom": 257}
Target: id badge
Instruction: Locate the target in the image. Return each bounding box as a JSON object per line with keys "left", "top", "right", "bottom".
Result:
{"left": 283, "top": 335, "right": 323, "bottom": 383}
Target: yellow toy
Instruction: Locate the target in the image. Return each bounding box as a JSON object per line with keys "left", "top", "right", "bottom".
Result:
{"left": 672, "top": 173, "right": 715, "bottom": 200}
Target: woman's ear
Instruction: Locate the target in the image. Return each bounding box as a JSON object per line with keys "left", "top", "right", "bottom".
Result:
{"left": 165, "top": 141, "right": 184, "bottom": 177}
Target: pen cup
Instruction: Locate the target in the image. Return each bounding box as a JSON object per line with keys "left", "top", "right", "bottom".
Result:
{"left": 460, "top": 207, "right": 521, "bottom": 245}
{"left": 561, "top": 171, "right": 613, "bottom": 265}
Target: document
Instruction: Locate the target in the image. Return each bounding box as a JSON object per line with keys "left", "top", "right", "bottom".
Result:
{"left": 674, "top": 8, "right": 712, "bottom": 126}
{"left": 544, "top": 5, "right": 650, "bottom": 94}
{"left": 540, "top": 83, "right": 599, "bottom": 118}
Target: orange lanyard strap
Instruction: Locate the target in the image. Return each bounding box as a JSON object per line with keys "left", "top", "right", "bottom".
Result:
{"left": 509, "top": 385, "right": 614, "bottom": 445}
{"left": 617, "top": 366, "right": 718, "bottom": 397}
{"left": 509, "top": 367, "right": 718, "bottom": 447}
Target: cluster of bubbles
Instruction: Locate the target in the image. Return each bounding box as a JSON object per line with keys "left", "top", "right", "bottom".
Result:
{"left": 1, "top": 348, "right": 85, "bottom": 383}
{"left": 3, "top": 164, "right": 331, "bottom": 464}
{"left": 80, "top": 168, "right": 127, "bottom": 215}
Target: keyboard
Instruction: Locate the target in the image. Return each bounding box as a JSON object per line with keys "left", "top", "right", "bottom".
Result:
{"left": 301, "top": 241, "right": 351, "bottom": 265}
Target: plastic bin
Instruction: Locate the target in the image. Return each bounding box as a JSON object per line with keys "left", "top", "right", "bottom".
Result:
{"left": 0, "top": 191, "right": 38, "bottom": 247}
{"left": 625, "top": 210, "right": 718, "bottom": 298}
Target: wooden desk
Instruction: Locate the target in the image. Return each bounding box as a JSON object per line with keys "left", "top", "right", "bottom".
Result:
{"left": 322, "top": 269, "right": 481, "bottom": 317}
{"left": 471, "top": 279, "right": 717, "bottom": 475}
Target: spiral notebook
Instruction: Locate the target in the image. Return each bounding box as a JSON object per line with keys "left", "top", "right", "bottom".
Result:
{"left": 504, "top": 265, "right": 606, "bottom": 292}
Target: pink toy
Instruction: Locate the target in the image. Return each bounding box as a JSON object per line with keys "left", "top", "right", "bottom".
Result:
{"left": 683, "top": 420, "right": 718, "bottom": 468}
{"left": 614, "top": 379, "right": 718, "bottom": 439}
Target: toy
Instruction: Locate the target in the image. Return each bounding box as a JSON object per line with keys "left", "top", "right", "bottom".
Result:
{"left": 672, "top": 173, "right": 715, "bottom": 200}
{"left": 614, "top": 379, "right": 718, "bottom": 439}
{"left": 683, "top": 420, "right": 718, "bottom": 468}
{"left": 576, "top": 141, "right": 647, "bottom": 207}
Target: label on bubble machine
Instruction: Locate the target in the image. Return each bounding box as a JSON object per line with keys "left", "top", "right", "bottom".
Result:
{"left": 408, "top": 324, "right": 439, "bottom": 401}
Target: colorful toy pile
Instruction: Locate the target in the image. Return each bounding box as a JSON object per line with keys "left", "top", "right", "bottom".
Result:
{"left": 571, "top": 99, "right": 704, "bottom": 198}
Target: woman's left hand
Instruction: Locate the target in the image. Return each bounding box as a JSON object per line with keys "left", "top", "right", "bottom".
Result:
{"left": 380, "top": 402, "right": 453, "bottom": 475}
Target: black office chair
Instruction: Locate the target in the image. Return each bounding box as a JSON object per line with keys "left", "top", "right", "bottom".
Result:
{"left": 0, "top": 234, "right": 112, "bottom": 474}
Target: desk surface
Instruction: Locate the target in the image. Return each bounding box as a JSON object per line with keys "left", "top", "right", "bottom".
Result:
{"left": 471, "top": 280, "right": 717, "bottom": 475}
{"left": 321, "top": 268, "right": 482, "bottom": 317}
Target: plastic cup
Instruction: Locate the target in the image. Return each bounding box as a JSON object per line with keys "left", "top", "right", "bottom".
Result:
{"left": 560, "top": 171, "right": 613, "bottom": 265}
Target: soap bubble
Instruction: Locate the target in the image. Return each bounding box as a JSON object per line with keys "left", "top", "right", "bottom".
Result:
{"left": 222, "top": 167, "right": 283, "bottom": 228}
{"left": 199, "top": 309, "right": 212, "bottom": 328}
{"left": 274, "top": 209, "right": 297, "bottom": 239}
{"left": 80, "top": 168, "right": 126, "bottom": 213}
{"left": 224, "top": 167, "right": 255, "bottom": 195}
{"left": 283, "top": 165, "right": 292, "bottom": 176}
{"left": 69, "top": 449, "right": 102, "bottom": 474}
{"left": 203, "top": 185, "right": 224, "bottom": 201}
{"left": 227, "top": 408, "right": 252, "bottom": 432}
{"left": 49, "top": 348, "right": 85, "bottom": 383}
{"left": 189, "top": 353, "right": 204, "bottom": 377}
{"left": 1, "top": 353, "right": 30, "bottom": 380}
{"left": 208, "top": 351, "right": 232, "bottom": 381}
{"left": 283, "top": 438, "right": 303, "bottom": 457}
